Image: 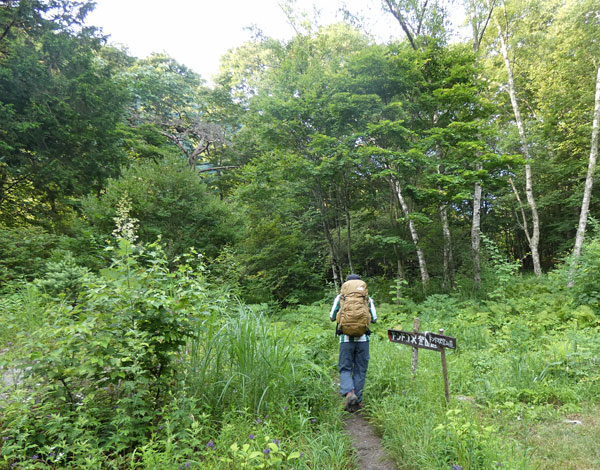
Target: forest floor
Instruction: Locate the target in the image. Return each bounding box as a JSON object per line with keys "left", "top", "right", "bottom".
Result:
{"left": 345, "top": 411, "right": 396, "bottom": 470}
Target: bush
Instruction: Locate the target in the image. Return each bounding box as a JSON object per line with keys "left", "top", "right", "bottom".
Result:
{"left": 0, "top": 231, "right": 344, "bottom": 468}
{"left": 1, "top": 237, "right": 206, "bottom": 462}
{"left": 82, "top": 156, "right": 240, "bottom": 263}
{"left": 33, "top": 253, "right": 92, "bottom": 303}
{"left": 0, "top": 224, "right": 108, "bottom": 293}
{"left": 0, "top": 226, "right": 58, "bottom": 289}
{"left": 554, "top": 221, "right": 600, "bottom": 312}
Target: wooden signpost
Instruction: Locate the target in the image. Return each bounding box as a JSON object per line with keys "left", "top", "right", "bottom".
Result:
{"left": 388, "top": 320, "right": 457, "bottom": 403}
{"left": 411, "top": 317, "right": 420, "bottom": 375}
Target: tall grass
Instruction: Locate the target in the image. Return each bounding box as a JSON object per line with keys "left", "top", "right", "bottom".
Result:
{"left": 367, "top": 336, "right": 533, "bottom": 469}
{"left": 174, "top": 303, "right": 353, "bottom": 469}
{"left": 365, "top": 283, "right": 599, "bottom": 470}
{"left": 226, "top": 307, "right": 295, "bottom": 412}
{"left": 183, "top": 303, "right": 334, "bottom": 418}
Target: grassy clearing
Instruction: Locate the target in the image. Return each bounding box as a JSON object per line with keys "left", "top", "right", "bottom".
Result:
{"left": 363, "top": 285, "right": 599, "bottom": 470}
{"left": 1, "top": 246, "right": 599, "bottom": 469}
{"left": 522, "top": 405, "right": 600, "bottom": 469}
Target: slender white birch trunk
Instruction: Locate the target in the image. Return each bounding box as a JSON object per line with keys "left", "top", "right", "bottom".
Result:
{"left": 468, "top": 0, "right": 494, "bottom": 289}
{"left": 569, "top": 61, "right": 600, "bottom": 286}
{"left": 440, "top": 203, "right": 455, "bottom": 289}
{"left": 497, "top": 21, "right": 542, "bottom": 275}
{"left": 472, "top": 165, "right": 483, "bottom": 289}
{"left": 391, "top": 178, "right": 430, "bottom": 289}
{"left": 436, "top": 149, "right": 455, "bottom": 289}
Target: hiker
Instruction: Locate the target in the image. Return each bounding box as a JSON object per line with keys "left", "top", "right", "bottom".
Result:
{"left": 329, "top": 274, "right": 377, "bottom": 412}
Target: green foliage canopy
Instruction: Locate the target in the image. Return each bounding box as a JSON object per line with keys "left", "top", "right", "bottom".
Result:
{"left": 82, "top": 156, "right": 240, "bottom": 262}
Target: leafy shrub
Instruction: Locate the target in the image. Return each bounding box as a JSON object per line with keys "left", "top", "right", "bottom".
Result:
{"left": 1, "top": 237, "right": 206, "bottom": 463}
{"left": 0, "top": 224, "right": 108, "bottom": 294}
{"left": 554, "top": 221, "right": 600, "bottom": 312}
{"left": 480, "top": 233, "right": 522, "bottom": 300}
{"left": 33, "top": 253, "right": 92, "bottom": 303}
{"left": 82, "top": 155, "right": 240, "bottom": 263}
{"left": 1, "top": 227, "right": 347, "bottom": 468}
{"left": 0, "top": 226, "right": 58, "bottom": 289}
{"left": 0, "top": 285, "right": 47, "bottom": 346}
{"left": 434, "top": 408, "right": 499, "bottom": 470}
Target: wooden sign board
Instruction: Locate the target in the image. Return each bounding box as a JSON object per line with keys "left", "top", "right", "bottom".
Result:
{"left": 388, "top": 329, "right": 457, "bottom": 351}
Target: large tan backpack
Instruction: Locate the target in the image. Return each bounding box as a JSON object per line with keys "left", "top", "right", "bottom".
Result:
{"left": 336, "top": 279, "right": 371, "bottom": 337}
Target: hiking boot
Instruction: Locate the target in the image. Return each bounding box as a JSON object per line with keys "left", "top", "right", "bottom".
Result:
{"left": 344, "top": 392, "right": 358, "bottom": 412}
{"left": 349, "top": 398, "right": 362, "bottom": 413}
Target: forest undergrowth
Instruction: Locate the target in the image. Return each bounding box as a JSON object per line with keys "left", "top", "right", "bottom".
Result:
{"left": 2, "top": 1, "right": 600, "bottom": 468}
{"left": 0, "top": 235, "right": 599, "bottom": 469}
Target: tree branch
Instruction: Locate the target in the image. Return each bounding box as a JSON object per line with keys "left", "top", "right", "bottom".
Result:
{"left": 416, "top": 0, "right": 429, "bottom": 37}
{"left": 158, "top": 130, "right": 191, "bottom": 161}
{"left": 508, "top": 177, "right": 532, "bottom": 246}
{"left": 477, "top": 0, "right": 497, "bottom": 49}
{"left": 383, "top": 0, "right": 418, "bottom": 51}
{"left": 197, "top": 165, "right": 238, "bottom": 173}
{"left": 0, "top": 18, "right": 17, "bottom": 45}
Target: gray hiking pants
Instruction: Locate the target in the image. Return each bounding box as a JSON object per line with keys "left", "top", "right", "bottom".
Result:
{"left": 338, "top": 341, "right": 370, "bottom": 403}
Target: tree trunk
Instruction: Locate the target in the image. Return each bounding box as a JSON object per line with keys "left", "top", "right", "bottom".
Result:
{"left": 391, "top": 192, "right": 405, "bottom": 301}
{"left": 570, "top": 61, "right": 600, "bottom": 283}
{"left": 327, "top": 224, "right": 340, "bottom": 291}
{"left": 469, "top": 0, "right": 496, "bottom": 54}
{"left": 436, "top": 155, "right": 455, "bottom": 289}
{"left": 439, "top": 203, "right": 455, "bottom": 289}
{"left": 391, "top": 178, "right": 429, "bottom": 290}
{"left": 509, "top": 177, "right": 533, "bottom": 248}
{"left": 345, "top": 204, "right": 354, "bottom": 274}
{"left": 391, "top": 246, "right": 406, "bottom": 305}
{"left": 471, "top": 164, "right": 483, "bottom": 289}
{"left": 338, "top": 179, "right": 354, "bottom": 274}
{"left": 397, "top": 257, "right": 405, "bottom": 281}
{"left": 468, "top": 0, "right": 495, "bottom": 287}
{"left": 497, "top": 21, "right": 542, "bottom": 275}
{"left": 0, "top": 166, "right": 6, "bottom": 205}
{"left": 327, "top": 238, "right": 340, "bottom": 292}
{"left": 334, "top": 200, "right": 343, "bottom": 269}
{"left": 312, "top": 186, "right": 341, "bottom": 290}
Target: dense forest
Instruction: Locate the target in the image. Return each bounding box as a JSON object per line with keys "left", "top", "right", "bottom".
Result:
{"left": 1, "top": 0, "right": 599, "bottom": 301}
{"left": 1, "top": 0, "right": 599, "bottom": 469}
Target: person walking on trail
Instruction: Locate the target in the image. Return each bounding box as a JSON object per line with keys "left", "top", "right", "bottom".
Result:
{"left": 329, "top": 274, "right": 377, "bottom": 412}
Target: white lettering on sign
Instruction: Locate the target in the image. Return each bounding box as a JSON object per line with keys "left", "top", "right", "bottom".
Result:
{"left": 426, "top": 333, "right": 455, "bottom": 349}
{"left": 387, "top": 329, "right": 457, "bottom": 351}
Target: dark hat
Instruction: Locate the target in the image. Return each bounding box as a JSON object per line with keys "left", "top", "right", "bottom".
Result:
{"left": 346, "top": 274, "right": 361, "bottom": 281}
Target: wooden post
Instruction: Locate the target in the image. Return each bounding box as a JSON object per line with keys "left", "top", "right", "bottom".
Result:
{"left": 439, "top": 328, "right": 450, "bottom": 403}
{"left": 388, "top": 327, "right": 456, "bottom": 403}
{"left": 411, "top": 317, "right": 420, "bottom": 375}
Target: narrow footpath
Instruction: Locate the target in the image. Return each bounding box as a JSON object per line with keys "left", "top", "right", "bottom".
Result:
{"left": 344, "top": 411, "right": 396, "bottom": 470}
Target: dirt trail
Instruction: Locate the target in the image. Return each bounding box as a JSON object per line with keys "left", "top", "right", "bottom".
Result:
{"left": 344, "top": 411, "right": 396, "bottom": 470}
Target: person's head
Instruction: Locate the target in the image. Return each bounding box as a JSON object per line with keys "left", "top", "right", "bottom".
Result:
{"left": 346, "top": 274, "right": 361, "bottom": 281}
